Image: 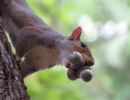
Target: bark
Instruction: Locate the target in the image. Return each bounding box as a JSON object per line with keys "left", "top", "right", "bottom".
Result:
{"left": 0, "top": 17, "right": 29, "bottom": 100}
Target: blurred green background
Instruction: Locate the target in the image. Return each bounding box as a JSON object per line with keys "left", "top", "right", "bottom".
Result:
{"left": 24, "top": 0, "right": 130, "bottom": 100}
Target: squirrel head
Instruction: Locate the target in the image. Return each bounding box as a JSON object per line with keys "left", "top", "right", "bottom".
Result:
{"left": 67, "top": 26, "right": 94, "bottom": 67}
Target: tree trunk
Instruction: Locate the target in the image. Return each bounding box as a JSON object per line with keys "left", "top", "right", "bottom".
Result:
{"left": 0, "top": 17, "right": 29, "bottom": 100}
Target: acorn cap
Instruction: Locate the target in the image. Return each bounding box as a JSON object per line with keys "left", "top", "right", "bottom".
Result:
{"left": 78, "top": 68, "right": 93, "bottom": 82}
{"left": 67, "top": 69, "right": 78, "bottom": 80}
{"left": 69, "top": 52, "right": 85, "bottom": 65}
{"left": 70, "top": 63, "right": 83, "bottom": 70}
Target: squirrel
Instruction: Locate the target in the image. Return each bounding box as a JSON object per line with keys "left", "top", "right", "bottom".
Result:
{"left": 0, "top": 0, "right": 94, "bottom": 81}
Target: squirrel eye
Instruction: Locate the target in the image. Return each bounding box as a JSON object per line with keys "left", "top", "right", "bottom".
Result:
{"left": 79, "top": 42, "right": 86, "bottom": 48}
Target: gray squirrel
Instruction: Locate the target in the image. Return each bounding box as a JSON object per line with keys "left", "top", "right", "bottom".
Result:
{"left": 0, "top": 0, "right": 94, "bottom": 82}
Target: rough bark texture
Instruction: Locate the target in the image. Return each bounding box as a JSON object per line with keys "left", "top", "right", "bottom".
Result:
{"left": 0, "top": 17, "right": 29, "bottom": 100}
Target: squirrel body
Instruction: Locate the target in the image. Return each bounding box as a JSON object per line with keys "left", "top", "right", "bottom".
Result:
{"left": 0, "top": 0, "right": 94, "bottom": 79}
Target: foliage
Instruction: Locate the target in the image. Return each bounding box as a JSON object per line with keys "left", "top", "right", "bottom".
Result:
{"left": 25, "top": 0, "right": 130, "bottom": 100}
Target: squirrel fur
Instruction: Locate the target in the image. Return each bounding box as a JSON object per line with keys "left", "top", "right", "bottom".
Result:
{"left": 0, "top": 0, "right": 94, "bottom": 78}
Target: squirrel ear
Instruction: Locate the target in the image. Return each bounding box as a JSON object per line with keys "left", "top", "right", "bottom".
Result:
{"left": 69, "top": 26, "right": 82, "bottom": 40}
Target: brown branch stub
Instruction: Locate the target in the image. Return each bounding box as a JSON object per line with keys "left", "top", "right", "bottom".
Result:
{"left": 0, "top": 17, "right": 29, "bottom": 100}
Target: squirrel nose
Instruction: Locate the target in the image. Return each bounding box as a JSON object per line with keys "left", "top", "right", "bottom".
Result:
{"left": 84, "top": 58, "right": 94, "bottom": 66}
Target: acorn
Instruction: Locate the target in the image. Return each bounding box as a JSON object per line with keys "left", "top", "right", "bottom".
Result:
{"left": 67, "top": 68, "right": 78, "bottom": 80}
{"left": 69, "top": 52, "right": 85, "bottom": 69}
{"left": 78, "top": 68, "right": 93, "bottom": 82}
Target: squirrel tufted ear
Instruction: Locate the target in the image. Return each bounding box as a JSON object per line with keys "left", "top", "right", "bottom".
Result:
{"left": 69, "top": 26, "right": 82, "bottom": 40}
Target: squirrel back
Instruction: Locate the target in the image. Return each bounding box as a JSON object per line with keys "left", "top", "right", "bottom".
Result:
{"left": 0, "top": 0, "right": 45, "bottom": 47}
